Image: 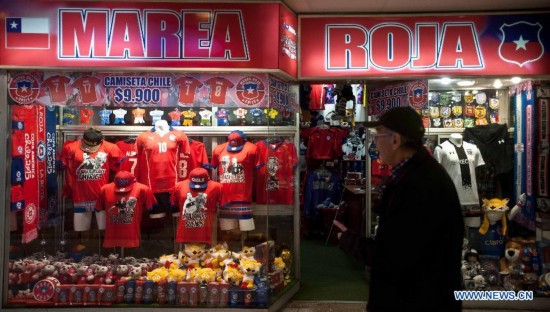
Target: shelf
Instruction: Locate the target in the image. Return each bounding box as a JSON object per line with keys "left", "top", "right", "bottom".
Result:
{"left": 57, "top": 125, "right": 298, "bottom": 136}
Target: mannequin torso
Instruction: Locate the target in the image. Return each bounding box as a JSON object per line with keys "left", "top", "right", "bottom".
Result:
{"left": 449, "top": 133, "right": 463, "bottom": 147}
{"left": 154, "top": 120, "right": 170, "bottom": 136}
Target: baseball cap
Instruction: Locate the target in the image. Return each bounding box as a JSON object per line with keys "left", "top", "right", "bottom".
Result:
{"left": 189, "top": 167, "right": 210, "bottom": 189}
{"left": 227, "top": 130, "right": 246, "bottom": 152}
{"left": 81, "top": 128, "right": 103, "bottom": 153}
{"left": 114, "top": 170, "right": 136, "bottom": 193}
{"left": 366, "top": 107, "right": 425, "bottom": 143}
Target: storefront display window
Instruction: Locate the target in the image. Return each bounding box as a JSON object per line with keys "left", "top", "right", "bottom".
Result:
{"left": 4, "top": 71, "right": 300, "bottom": 308}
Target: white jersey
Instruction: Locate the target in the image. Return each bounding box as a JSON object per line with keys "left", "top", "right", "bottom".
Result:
{"left": 433, "top": 140, "right": 485, "bottom": 205}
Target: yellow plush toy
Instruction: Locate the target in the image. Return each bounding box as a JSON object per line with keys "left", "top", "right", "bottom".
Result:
{"left": 167, "top": 268, "right": 187, "bottom": 283}
{"left": 273, "top": 257, "right": 285, "bottom": 272}
{"left": 181, "top": 243, "right": 206, "bottom": 269}
{"left": 147, "top": 268, "right": 168, "bottom": 283}
{"left": 196, "top": 268, "right": 217, "bottom": 285}
{"left": 239, "top": 258, "right": 261, "bottom": 289}
{"left": 222, "top": 266, "right": 243, "bottom": 287}
{"left": 479, "top": 198, "right": 509, "bottom": 236}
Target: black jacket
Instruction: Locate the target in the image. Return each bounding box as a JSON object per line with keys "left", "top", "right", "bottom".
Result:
{"left": 339, "top": 148, "right": 464, "bottom": 312}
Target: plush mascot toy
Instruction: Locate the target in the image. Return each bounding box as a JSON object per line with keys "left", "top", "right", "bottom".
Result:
{"left": 479, "top": 198, "right": 510, "bottom": 236}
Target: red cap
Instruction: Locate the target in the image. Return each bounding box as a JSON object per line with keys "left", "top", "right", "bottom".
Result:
{"left": 114, "top": 171, "right": 136, "bottom": 192}
{"left": 189, "top": 168, "right": 210, "bottom": 189}
{"left": 227, "top": 130, "right": 246, "bottom": 152}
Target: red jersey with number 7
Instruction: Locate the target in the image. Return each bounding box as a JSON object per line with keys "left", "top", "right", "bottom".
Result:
{"left": 136, "top": 128, "right": 190, "bottom": 193}
{"left": 42, "top": 75, "right": 71, "bottom": 104}
{"left": 116, "top": 140, "right": 138, "bottom": 175}
{"left": 174, "top": 76, "right": 203, "bottom": 105}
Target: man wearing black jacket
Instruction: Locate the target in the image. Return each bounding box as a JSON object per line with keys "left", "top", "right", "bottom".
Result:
{"left": 334, "top": 107, "right": 464, "bottom": 312}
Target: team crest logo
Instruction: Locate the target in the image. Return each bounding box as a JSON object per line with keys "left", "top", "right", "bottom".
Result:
{"left": 439, "top": 94, "right": 451, "bottom": 106}
{"left": 452, "top": 93, "right": 462, "bottom": 103}
{"left": 499, "top": 22, "right": 544, "bottom": 67}
{"left": 37, "top": 141, "right": 46, "bottom": 161}
{"left": 431, "top": 117, "right": 442, "bottom": 127}
{"left": 429, "top": 92, "right": 439, "bottom": 103}
{"left": 9, "top": 73, "right": 40, "bottom": 104}
{"left": 429, "top": 106, "right": 439, "bottom": 118}
{"left": 25, "top": 203, "right": 37, "bottom": 224}
{"left": 454, "top": 118, "right": 464, "bottom": 128}
{"left": 476, "top": 92, "right": 487, "bottom": 105}
{"left": 408, "top": 81, "right": 428, "bottom": 109}
{"left": 464, "top": 94, "right": 474, "bottom": 104}
{"left": 236, "top": 76, "right": 266, "bottom": 106}
{"left": 440, "top": 106, "right": 451, "bottom": 118}
{"left": 489, "top": 98, "right": 500, "bottom": 109}
{"left": 475, "top": 105, "right": 487, "bottom": 118}
{"left": 443, "top": 118, "right": 453, "bottom": 128}
{"left": 452, "top": 105, "right": 463, "bottom": 117}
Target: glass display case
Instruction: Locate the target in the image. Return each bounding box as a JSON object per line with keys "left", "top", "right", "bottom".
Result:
{"left": 2, "top": 71, "right": 300, "bottom": 310}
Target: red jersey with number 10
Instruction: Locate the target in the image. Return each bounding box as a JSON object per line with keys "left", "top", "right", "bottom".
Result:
{"left": 136, "top": 128, "right": 190, "bottom": 193}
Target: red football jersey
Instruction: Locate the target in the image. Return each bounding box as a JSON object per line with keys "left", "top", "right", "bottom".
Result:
{"left": 96, "top": 182, "right": 157, "bottom": 248}
{"left": 174, "top": 76, "right": 203, "bottom": 105}
{"left": 305, "top": 127, "right": 347, "bottom": 160}
{"left": 255, "top": 140, "right": 297, "bottom": 205}
{"left": 62, "top": 141, "right": 122, "bottom": 205}
{"left": 204, "top": 77, "right": 234, "bottom": 105}
{"left": 309, "top": 84, "right": 326, "bottom": 110}
{"left": 210, "top": 141, "right": 261, "bottom": 206}
{"left": 178, "top": 140, "right": 209, "bottom": 180}
{"left": 42, "top": 75, "right": 71, "bottom": 104}
{"left": 116, "top": 140, "right": 138, "bottom": 175}
{"left": 136, "top": 128, "right": 190, "bottom": 193}
{"left": 170, "top": 180, "right": 222, "bottom": 244}
{"left": 79, "top": 108, "right": 94, "bottom": 124}
{"left": 72, "top": 76, "right": 101, "bottom": 104}
{"left": 168, "top": 110, "right": 182, "bottom": 121}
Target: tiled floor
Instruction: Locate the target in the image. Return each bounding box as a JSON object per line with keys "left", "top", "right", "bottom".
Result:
{"left": 280, "top": 300, "right": 550, "bottom": 312}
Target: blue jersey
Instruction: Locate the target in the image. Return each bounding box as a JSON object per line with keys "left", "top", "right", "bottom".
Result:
{"left": 99, "top": 109, "right": 112, "bottom": 125}
{"left": 303, "top": 170, "right": 341, "bottom": 219}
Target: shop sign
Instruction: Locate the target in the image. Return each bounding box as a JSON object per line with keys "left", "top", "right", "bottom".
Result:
{"left": 269, "top": 77, "right": 299, "bottom": 113}
{"left": 300, "top": 14, "right": 550, "bottom": 78}
{"left": 367, "top": 80, "right": 428, "bottom": 116}
{"left": 8, "top": 71, "right": 270, "bottom": 108}
{"left": 0, "top": 0, "right": 294, "bottom": 77}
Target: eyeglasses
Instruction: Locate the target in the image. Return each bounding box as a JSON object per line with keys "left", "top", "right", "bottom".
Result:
{"left": 373, "top": 132, "right": 393, "bottom": 142}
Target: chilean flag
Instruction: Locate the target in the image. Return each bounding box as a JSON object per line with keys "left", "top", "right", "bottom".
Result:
{"left": 5, "top": 17, "right": 50, "bottom": 49}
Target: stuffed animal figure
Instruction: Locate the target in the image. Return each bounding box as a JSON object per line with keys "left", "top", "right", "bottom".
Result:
{"left": 167, "top": 268, "right": 187, "bottom": 283}
{"left": 217, "top": 244, "right": 237, "bottom": 269}
{"left": 185, "top": 268, "right": 199, "bottom": 283}
{"left": 94, "top": 265, "right": 109, "bottom": 284}
{"left": 128, "top": 266, "right": 142, "bottom": 280}
{"left": 182, "top": 244, "right": 206, "bottom": 269}
{"left": 499, "top": 238, "right": 525, "bottom": 287}
{"left": 239, "top": 258, "right": 261, "bottom": 289}
{"left": 147, "top": 268, "right": 168, "bottom": 283}
{"left": 234, "top": 246, "right": 256, "bottom": 261}
{"left": 201, "top": 245, "right": 220, "bottom": 269}
{"left": 196, "top": 268, "right": 217, "bottom": 285}
{"left": 461, "top": 249, "right": 485, "bottom": 289}
{"left": 273, "top": 257, "right": 285, "bottom": 272}
{"left": 158, "top": 254, "right": 176, "bottom": 269}
{"left": 479, "top": 198, "right": 510, "bottom": 236}
{"left": 222, "top": 266, "right": 243, "bottom": 287}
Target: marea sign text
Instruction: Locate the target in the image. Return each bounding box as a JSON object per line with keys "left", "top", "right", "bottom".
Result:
{"left": 325, "top": 22, "right": 483, "bottom": 71}
{"left": 58, "top": 9, "right": 249, "bottom": 60}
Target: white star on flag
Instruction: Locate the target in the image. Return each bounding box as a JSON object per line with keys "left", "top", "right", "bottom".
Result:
{"left": 246, "top": 87, "right": 254, "bottom": 94}
{"left": 513, "top": 35, "right": 529, "bottom": 51}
